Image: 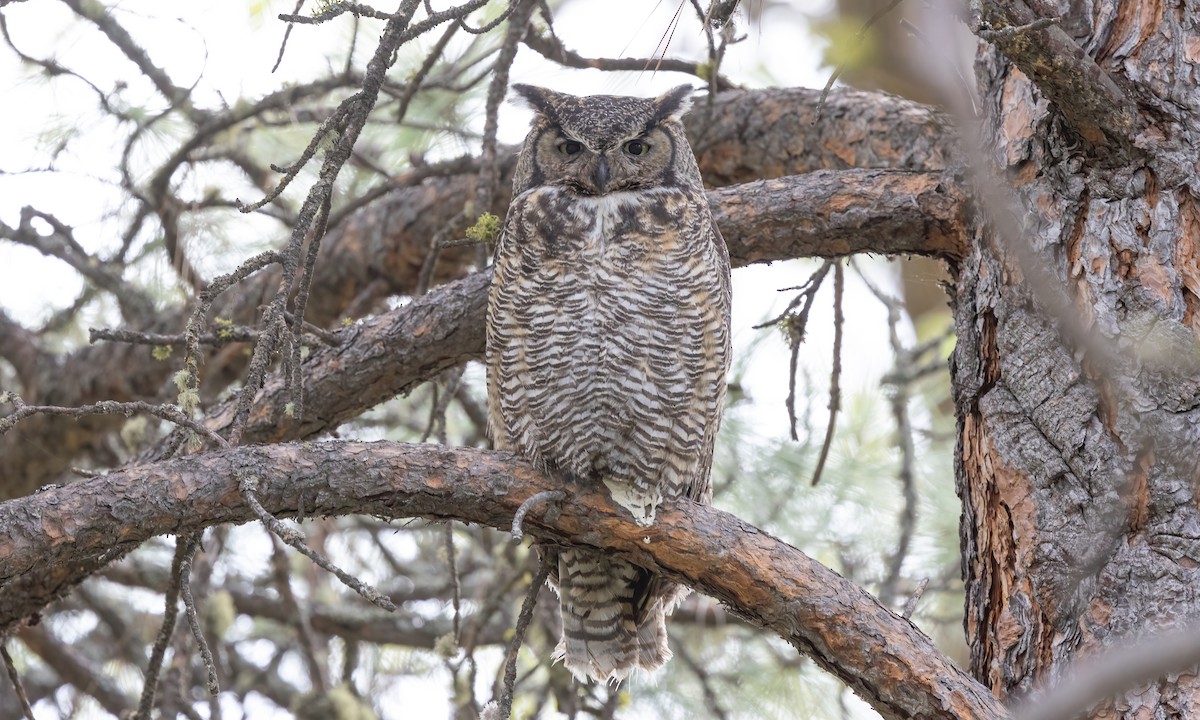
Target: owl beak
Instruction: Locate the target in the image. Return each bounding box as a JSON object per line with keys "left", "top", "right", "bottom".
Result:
{"left": 594, "top": 156, "right": 609, "bottom": 194}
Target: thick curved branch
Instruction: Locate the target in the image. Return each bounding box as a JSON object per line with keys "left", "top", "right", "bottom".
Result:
{"left": 0, "top": 441, "right": 1007, "bottom": 720}
{"left": 974, "top": 0, "right": 1140, "bottom": 152}
{"left": 691, "top": 87, "right": 951, "bottom": 183}
{"left": 714, "top": 169, "right": 967, "bottom": 262}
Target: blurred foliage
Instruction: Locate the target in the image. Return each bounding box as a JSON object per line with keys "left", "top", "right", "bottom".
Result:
{"left": 811, "top": 16, "right": 880, "bottom": 75}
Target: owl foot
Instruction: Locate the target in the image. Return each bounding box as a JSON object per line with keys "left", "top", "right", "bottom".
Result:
{"left": 511, "top": 489, "right": 566, "bottom": 541}
{"left": 602, "top": 479, "right": 661, "bottom": 527}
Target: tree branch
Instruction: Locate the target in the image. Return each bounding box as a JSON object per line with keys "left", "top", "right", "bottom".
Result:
{"left": 521, "top": 30, "right": 736, "bottom": 91}
{"left": 0, "top": 441, "right": 1008, "bottom": 720}
{"left": 973, "top": 0, "right": 1140, "bottom": 152}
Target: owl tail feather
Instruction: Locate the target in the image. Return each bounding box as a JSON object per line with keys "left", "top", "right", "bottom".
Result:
{"left": 551, "top": 548, "right": 671, "bottom": 684}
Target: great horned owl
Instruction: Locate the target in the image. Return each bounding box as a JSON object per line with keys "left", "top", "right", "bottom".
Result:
{"left": 485, "top": 84, "right": 731, "bottom": 684}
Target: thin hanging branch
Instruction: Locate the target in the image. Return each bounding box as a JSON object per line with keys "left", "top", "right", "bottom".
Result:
{"left": 444, "top": 523, "right": 463, "bottom": 642}
{"left": 675, "top": 640, "right": 732, "bottom": 720}
{"left": 754, "top": 260, "right": 834, "bottom": 441}
{"left": 489, "top": 555, "right": 552, "bottom": 719}
{"left": 269, "top": 533, "right": 327, "bottom": 694}
{"left": 809, "top": 261, "right": 844, "bottom": 486}
{"left": 177, "top": 532, "right": 219, "bottom": 697}
{"left": 135, "top": 534, "right": 199, "bottom": 720}
{"left": 1, "top": 643, "right": 35, "bottom": 720}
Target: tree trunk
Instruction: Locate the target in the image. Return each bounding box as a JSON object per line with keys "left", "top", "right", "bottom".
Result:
{"left": 954, "top": 2, "right": 1200, "bottom": 714}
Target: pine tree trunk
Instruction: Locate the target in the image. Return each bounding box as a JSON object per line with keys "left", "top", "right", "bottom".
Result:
{"left": 953, "top": 2, "right": 1200, "bottom": 714}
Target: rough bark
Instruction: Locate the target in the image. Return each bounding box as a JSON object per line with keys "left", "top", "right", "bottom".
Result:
{"left": 0, "top": 441, "right": 1007, "bottom": 720}
{"left": 0, "top": 87, "right": 953, "bottom": 497}
{"left": 954, "top": 1, "right": 1200, "bottom": 715}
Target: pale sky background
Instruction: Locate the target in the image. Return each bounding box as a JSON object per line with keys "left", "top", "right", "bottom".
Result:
{"left": 0, "top": 2, "right": 920, "bottom": 718}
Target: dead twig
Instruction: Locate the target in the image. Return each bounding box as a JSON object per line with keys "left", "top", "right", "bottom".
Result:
{"left": 177, "top": 532, "right": 219, "bottom": 696}
{"left": 850, "top": 258, "right": 921, "bottom": 606}
{"left": 0, "top": 395, "right": 230, "bottom": 451}
{"left": 809, "top": 261, "right": 844, "bottom": 486}
{"left": 238, "top": 472, "right": 396, "bottom": 611}
{"left": 492, "top": 556, "right": 552, "bottom": 719}
{"left": 135, "top": 533, "right": 199, "bottom": 720}
{"left": 754, "top": 260, "right": 835, "bottom": 442}
{"left": 1, "top": 643, "right": 35, "bottom": 720}
{"left": 901, "top": 578, "right": 929, "bottom": 619}
{"left": 269, "top": 533, "right": 327, "bottom": 693}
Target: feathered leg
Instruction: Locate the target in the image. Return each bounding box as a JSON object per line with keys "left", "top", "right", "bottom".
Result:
{"left": 551, "top": 548, "right": 671, "bottom": 684}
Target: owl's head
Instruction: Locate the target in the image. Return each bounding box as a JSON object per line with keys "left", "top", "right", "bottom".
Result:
{"left": 510, "top": 84, "right": 701, "bottom": 196}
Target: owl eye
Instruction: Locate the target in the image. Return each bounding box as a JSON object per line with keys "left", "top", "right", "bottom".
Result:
{"left": 623, "top": 139, "right": 649, "bottom": 156}
{"left": 558, "top": 140, "right": 583, "bottom": 156}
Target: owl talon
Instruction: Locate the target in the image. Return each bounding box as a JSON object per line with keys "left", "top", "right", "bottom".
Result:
{"left": 511, "top": 489, "right": 566, "bottom": 541}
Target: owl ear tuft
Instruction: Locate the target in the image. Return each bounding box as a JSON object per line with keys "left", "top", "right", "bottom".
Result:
{"left": 652, "top": 85, "right": 696, "bottom": 123}
{"left": 512, "top": 84, "right": 563, "bottom": 124}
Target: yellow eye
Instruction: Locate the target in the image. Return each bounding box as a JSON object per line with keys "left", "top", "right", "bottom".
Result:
{"left": 623, "top": 139, "right": 649, "bottom": 156}
{"left": 558, "top": 140, "right": 583, "bottom": 155}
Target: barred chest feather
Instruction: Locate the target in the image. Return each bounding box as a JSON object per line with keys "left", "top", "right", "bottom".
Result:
{"left": 487, "top": 185, "right": 730, "bottom": 523}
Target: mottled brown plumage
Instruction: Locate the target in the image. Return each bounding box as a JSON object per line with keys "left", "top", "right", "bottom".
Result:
{"left": 486, "top": 84, "right": 731, "bottom": 683}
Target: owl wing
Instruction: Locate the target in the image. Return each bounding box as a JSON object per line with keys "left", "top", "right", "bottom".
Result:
{"left": 638, "top": 205, "right": 729, "bottom": 506}
{"left": 681, "top": 214, "right": 732, "bottom": 505}
{"left": 485, "top": 206, "right": 533, "bottom": 457}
